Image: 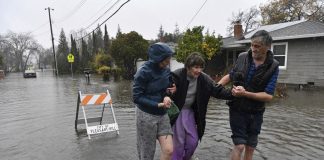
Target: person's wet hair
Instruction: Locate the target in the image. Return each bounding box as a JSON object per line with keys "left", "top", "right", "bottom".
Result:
{"left": 251, "top": 30, "right": 272, "bottom": 46}
{"left": 185, "top": 52, "right": 205, "bottom": 69}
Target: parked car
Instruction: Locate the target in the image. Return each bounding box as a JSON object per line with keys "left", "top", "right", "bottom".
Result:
{"left": 0, "top": 70, "right": 4, "bottom": 79}
{"left": 24, "top": 70, "right": 37, "bottom": 78}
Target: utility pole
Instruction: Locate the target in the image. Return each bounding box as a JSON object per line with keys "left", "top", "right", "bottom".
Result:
{"left": 45, "top": 7, "right": 58, "bottom": 76}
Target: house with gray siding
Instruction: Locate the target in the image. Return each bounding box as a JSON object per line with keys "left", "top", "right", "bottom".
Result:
{"left": 220, "top": 20, "right": 324, "bottom": 86}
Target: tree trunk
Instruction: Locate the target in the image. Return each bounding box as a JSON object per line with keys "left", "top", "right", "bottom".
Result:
{"left": 23, "top": 51, "right": 32, "bottom": 71}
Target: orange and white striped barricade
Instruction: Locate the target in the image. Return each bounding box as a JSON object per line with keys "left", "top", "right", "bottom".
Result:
{"left": 75, "top": 90, "right": 119, "bottom": 139}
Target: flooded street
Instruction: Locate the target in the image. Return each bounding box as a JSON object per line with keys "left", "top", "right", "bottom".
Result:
{"left": 0, "top": 71, "right": 323, "bottom": 160}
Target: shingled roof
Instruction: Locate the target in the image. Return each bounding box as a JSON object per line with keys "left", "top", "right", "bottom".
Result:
{"left": 223, "top": 20, "right": 324, "bottom": 47}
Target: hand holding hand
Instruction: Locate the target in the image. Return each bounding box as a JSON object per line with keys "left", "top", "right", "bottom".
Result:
{"left": 167, "top": 83, "right": 176, "bottom": 94}
{"left": 163, "top": 96, "right": 172, "bottom": 108}
{"left": 232, "top": 85, "right": 246, "bottom": 97}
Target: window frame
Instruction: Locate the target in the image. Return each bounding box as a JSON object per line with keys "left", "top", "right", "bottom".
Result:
{"left": 271, "top": 42, "right": 288, "bottom": 70}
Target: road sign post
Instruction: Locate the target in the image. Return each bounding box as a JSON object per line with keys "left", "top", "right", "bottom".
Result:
{"left": 67, "top": 53, "right": 74, "bottom": 78}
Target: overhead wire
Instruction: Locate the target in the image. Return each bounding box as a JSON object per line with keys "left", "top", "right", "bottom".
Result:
{"left": 98, "top": 0, "right": 130, "bottom": 29}
{"left": 81, "top": 0, "right": 114, "bottom": 25}
{"left": 76, "top": 0, "right": 131, "bottom": 41}
{"left": 31, "top": 1, "right": 86, "bottom": 48}
{"left": 30, "top": 22, "right": 49, "bottom": 34}
{"left": 79, "top": 0, "right": 121, "bottom": 34}
{"left": 185, "top": 0, "right": 208, "bottom": 29}
{"left": 55, "top": 0, "right": 87, "bottom": 23}
{"left": 53, "top": 21, "right": 61, "bottom": 32}
{"left": 33, "top": 29, "right": 51, "bottom": 37}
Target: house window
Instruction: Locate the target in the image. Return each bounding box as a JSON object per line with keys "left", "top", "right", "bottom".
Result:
{"left": 271, "top": 42, "right": 288, "bottom": 69}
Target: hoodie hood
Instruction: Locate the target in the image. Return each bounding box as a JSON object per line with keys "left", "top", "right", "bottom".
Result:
{"left": 148, "top": 42, "right": 173, "bottom": 63}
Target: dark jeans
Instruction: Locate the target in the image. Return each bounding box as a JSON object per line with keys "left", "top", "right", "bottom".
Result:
{"left": 229, "top": 108, "right": 264, "bottom": 148}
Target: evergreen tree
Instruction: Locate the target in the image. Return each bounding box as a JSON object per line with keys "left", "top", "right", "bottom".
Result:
{"left": 104, "top": 24, "right": 111, "bottom": 55}
{"left": 87, "top": 35, "right": 93, "bottom": 59}
{"left": 0, "top": 55, "right": 3, "bottom": 67}
{"left": 103, "top": 25, "right": 113, "bottom": 72}
{"left": 56, "top": 29, "right": 70, "bottom": 74}
{"left": 164, "top": 33, "right": 173, "bottom": 42}
{"left": 111, "top": 31, "right": 149, "bottom": 80}
{"left": 92, "top": 31, "right": 98, "bottom": 55}
{"left": 81, "top": 38, "right": 90, "bottom": 69}
{"left": 116, "top": 24, "right": 122, "bottom": 38}
{"left": 158, "top": 25, "right": 165, "bottom": 42}
{"left": 96, "top": 25, "right": 104, "bottom": 50}
{"left": 174, "top": 23, "right": 181, "bottom": 42}
{"left": 70, "top": 34, "right": 80, "bottom": 73}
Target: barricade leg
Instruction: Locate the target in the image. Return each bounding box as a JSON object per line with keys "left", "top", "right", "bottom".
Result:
{"left": 100, "top": 104, "right": 106, "bottom": 125}
{"left": 110, "top": 103, "right": 119, "bottom": 135}
{"left": 82, "top": 106, "right": 91, "bottom": 139}
{"left": 75, "top": 92, "right": 81, "bottom": 132}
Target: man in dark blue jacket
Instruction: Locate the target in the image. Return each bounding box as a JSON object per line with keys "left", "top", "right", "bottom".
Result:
{"left": 133, "top": 42, "right": 174, "bottom": 160}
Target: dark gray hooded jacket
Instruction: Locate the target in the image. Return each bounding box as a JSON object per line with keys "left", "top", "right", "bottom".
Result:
{"left": 133, "top": 43, "right": 173, "bottom": 115}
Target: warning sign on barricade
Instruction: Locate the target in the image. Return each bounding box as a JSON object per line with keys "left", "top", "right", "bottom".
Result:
{"left": 75, "top": 90, "right": 119, "bottom": 139}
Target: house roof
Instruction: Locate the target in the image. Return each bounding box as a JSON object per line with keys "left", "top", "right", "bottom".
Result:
{"left": 222, "top": 37, "right": 244, "bottom": 48}
{"left": 243, "top": 20, "right": 305, "bottom": 39}
{"left": 223, "top": 20, "right": 324, "bottom": 47}
{"left": 222, "top": 36, "right": 246, "bottom": 48}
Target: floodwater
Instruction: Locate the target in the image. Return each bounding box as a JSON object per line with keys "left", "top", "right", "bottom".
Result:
{"left": 0, "top": 71, "right": 323, "bottom": 160}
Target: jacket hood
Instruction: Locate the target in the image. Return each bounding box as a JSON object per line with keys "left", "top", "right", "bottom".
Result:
{"left": 148, "top": 42, "right": 173, "bottom": 63}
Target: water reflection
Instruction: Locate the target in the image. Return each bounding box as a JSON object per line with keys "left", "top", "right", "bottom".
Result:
{"left": 0, "top": 71, "right": 323, "bottom": 160}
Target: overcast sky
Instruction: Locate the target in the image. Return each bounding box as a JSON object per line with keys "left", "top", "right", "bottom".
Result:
{"left": 0, "top": 0, "right": 267, "bottom": 48}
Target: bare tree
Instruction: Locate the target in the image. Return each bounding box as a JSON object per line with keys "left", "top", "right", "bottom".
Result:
{"left": 23, "top": 41, "right": 40, "bottom": 71}
{"left": 0, "top": 35, "right": 15, "bottom": 72}
{"left": 260, "top": 0, "right": 324, "bottom": 24}
{"left": 4, "top": 31, "right": 39, "bottom": 72}
{"left": 306, "top": 0, "right": 324, "bottom": 22}
{"left": 34, "top": 46, "right": 51, "bottom": 70}
{"left": 227, "top": 6, "right": 260, "bottom": 36}
{"left": 0, "top": 35, "right": 4, "bottom": 68}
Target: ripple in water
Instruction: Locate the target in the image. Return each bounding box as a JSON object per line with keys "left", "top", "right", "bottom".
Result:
{"left": 0, "top": 72, "right": 323, "bottom": 160}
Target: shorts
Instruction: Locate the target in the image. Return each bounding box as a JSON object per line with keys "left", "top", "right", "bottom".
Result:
{"left": 136, "top": 107, "right": 172, "bottom": 160}
{"left": 229, "top": 108, "right": 264, "bottom": 148}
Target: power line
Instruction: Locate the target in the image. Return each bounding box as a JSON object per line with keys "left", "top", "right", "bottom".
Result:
{"left": 53, "top": 22, "right": 61, "bottom": 32}
{"left": 76, "top": 0, "right": 131, "bottom": 41}
{"left": 33, "top": 29, "right": 51, "bottom": 37}
{"left": 98, "top": 0, "right": 129, "bottom": 26}
{"left": 82, "top": 0, "right": 114, "bottom": 25}
{"left": 79, "top": 0, "right": 121, "bottom": 34}
{"left": 185, "top": 0, "right": 208, "bottom": 29}
{"left": 55, "top": 0, "right": 87, "bottom": 23}
{"left": 30, "top": 22, "right": 49, "bottom": 34}
{"left": 54, "top": 39, "right": 60, "bottom": 44}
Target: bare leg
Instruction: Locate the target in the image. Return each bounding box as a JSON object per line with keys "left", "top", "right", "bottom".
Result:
{"left": 230, "top": 144, "right": 245, "bottom": 160}
{"left": 243, "top": 146, "right": 254, "bottom": 160}
{"left": 158, "top": 135, "right": 173, "bottom": 160}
